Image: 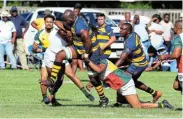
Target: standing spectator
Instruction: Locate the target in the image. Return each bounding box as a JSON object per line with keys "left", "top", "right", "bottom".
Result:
{"left": 120, "top": 12, "right": 132, "bottom": 25}
{"left": 0, "top": 11, "right": 17, "bottom": 69}
{"left": 160, "top": 13, "right": 174, "bottom": 53}
{"left": 31, "top": 9, "right": 52, "bottom": 31}
{"left": 10, "top": 6, "right": 29, "bottom": 70}
{"left": 147, "top": 14, "right": 164, "bottom": 51}
{"left": 133, "top": 15, "right": 150, "bottom": 60}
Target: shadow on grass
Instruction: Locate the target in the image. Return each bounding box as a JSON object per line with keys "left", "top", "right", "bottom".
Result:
{"left": 81, "top": 80, "right": 90, "bottom": 82}
{"left": 175, "top": 108, "right": 182, "bottom": 111}
{"left": 48, "top": 103, "right": 132, "bottom": 108}
{"left": 56, "top": 98, "right": 72, "bottom": 102}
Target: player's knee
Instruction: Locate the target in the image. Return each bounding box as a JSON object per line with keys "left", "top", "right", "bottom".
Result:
{"left": 173, "top": 82, "right": 181, "bottom": 91}
{"left": 67, "top": 72, "right": 74, "bottom": 79}
{"left": 72, "top": 59, "right": 78, "bottom": 64}
{"left": 55, "top": 51, "right": 65, "bottom": 62}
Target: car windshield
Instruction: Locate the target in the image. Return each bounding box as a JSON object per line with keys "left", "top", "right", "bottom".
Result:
{"left": 113, "top": 19, "right": 121, "bottom": 25}
{"left": 37, "top": 10, "right": 63, "bottom": 21}
{"left": 81, "top": 12, "right": 117, "bottom": 27}
{"left": 20, "top": 13, "right": 30, "bottom": 19}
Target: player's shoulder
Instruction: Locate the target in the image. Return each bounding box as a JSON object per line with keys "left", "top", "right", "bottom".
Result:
{"left": 174, "top": 34, "right": 182, "bottom": 44}
{"left": 126, "top": 32, "right": 137, "bottom": 46}
{"left": 76, "top": 17, "right": 86, "bottom": 25}
{"left": 128, "top": 32, "right": 136, "bottom": 41}
{"left": 104, "top": 24, "right": 112, "bottom": 31}
{"left": 174, "top": 34, "right": 181, "bottom": 41}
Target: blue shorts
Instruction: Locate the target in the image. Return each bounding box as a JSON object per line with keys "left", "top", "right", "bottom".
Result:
{"left": 100, "top": 54, "right": 110, "bottom": 60}
{"left": 73, "top": 45, "right": 100, "bottom": 65}
{"left": 89, "top": 49, "right": 100, "bottom": 65}
{"left": 126, "top": 63, "right": 147, "bottom": 81}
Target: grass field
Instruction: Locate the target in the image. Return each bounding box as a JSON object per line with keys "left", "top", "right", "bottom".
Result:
{"left": 0, "top": 70, "right": 182, "bottom": 118}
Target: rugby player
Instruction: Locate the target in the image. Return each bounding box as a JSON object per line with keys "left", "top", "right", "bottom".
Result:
{"left": 115, "top": 23, "right": 162, "bottom": 106}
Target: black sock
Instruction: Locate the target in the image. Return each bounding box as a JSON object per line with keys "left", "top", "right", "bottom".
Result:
{"left": 80, "top": 86, "right": 90, "bottom": 96}
{"left": 158, "top": 102, "right": 164, "bottom": 108}
{"left": 42, "top": 94, "right": 47, "bottom": 98}
{"left": 50, "top": 61, "right": 64, "bottom": 84}
{"left": 146, "top": 87, "right": 156, "bottom": 96}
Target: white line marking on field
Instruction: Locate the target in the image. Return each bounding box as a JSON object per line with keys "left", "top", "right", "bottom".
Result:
{"left": 63, "top": 80, "right": 73, "bottom": 84}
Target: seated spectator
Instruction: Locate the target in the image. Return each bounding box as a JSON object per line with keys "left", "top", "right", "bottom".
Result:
{"left": 133, "top": 15, "right": 150, "bottom": 60}
{"left": 147, "top": 14, "right": 164, "bottom": 51}
{"left": 146, "top": 45, "right": 169, "bottom": 71}
{"left": 0, "top": 11, "right": 17, "bottom": 69}
{"left": 160, "top": 13, "right": 174, "bottom": 53}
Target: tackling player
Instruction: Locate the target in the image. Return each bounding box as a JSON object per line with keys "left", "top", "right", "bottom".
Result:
{"left": 115, "top": 23, "right": 162, "bottom": 106}
{"left": 159, "top": 20, "right": 183, "bottom": 94}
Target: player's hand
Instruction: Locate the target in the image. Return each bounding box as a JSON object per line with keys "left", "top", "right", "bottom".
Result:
{"left": 82, "top": 53, "right": 90, "bottom": 65}
{"left": 100, "top": 46, "right": 106, "bottom": 54}
{"left": 145, "top": 67, "right": 153, "bottom": 71}
{"left": 100, "top": 48, "right": 104, "bottom": 55}
{"left": 82, "top": 53, "right": 89, "bottom": 59}
{"left": 158, "top": 55, "right": 165, "bottom": 61}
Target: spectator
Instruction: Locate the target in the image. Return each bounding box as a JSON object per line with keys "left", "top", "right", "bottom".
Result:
{"left": 31, "top": 9, "right": 52, "bottom": 31}
{"left": 10, "top": 6, "right": 29, "bottom": 70}
{"left": 120, "top": 12, "right": 132, "bottom": 25}
{"left": 133, "top": 15, "right": 150, "bottom": 60}
{"left": 147, "top": 14, "right": 164, "bottom": 51}
{"left": 146, "top": 45, "right": 168, "bottom": 71}
{"left": 160, "top": 13, "right": 174, "bottom": 53}
{"left": 0, "top": 11, "right": 17, "bottom": 69}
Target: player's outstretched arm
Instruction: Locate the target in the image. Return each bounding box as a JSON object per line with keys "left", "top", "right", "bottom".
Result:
{"left": 84, "top": 59, "right": 106, "bottom": 73}
{"left": 159, "top": 47, "right": 181, "bottom": 60}
{"left": 115, "top": 52, "right": 128, "bottom": 67}
{"left": 80, "top": 30, "right": 92, "bottom": 54}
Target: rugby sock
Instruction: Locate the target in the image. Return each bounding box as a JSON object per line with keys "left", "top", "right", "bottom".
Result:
{"left": 158, "top": 102, "right": 164, "bottom": 108}
{"left": 50, "top": 62, "right": 63, "bottom": 84}
{"left": 50, "top": 78, "right": 64, "bottom": 95}
{"left": 95, "top": 85, "right": 105, "bottom": 100}
{"left": 80, "top": 87, "right": 89, "bottom": 96}
{"left": 146, "top": 87, "right": 156, "bottom": 96}
{"left": 50, "top": 62, "right": 65, "bottom": 95}
{"left": 42, "top": 94, "right": 47, "bottom": 98}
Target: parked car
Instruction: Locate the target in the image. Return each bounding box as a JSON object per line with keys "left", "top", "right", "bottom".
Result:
{"left": 24, "top": 8, "right": 123, "bottom": 61}
{"left": 108, "top": 15, "right": 151, "bottom": 25}
{"left": 20, "top": 12, "right": 33, "bottom": 23}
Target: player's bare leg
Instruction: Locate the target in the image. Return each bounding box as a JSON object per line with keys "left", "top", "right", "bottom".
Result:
{"left": 65, "top": 63, "right": 95, "bottom": 101}
{"left": 125, "top": 94, "right": 173, "bottom": 109}
{"left": 71, "top": 59, "right": 78, "bottom": 74}
{"left": 39, "top": 67, "right": 48, "bottom": 101}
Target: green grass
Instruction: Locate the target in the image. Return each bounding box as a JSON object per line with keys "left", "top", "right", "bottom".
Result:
{"left": 0, "top": 70, "right": 182, "bottom": 118}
